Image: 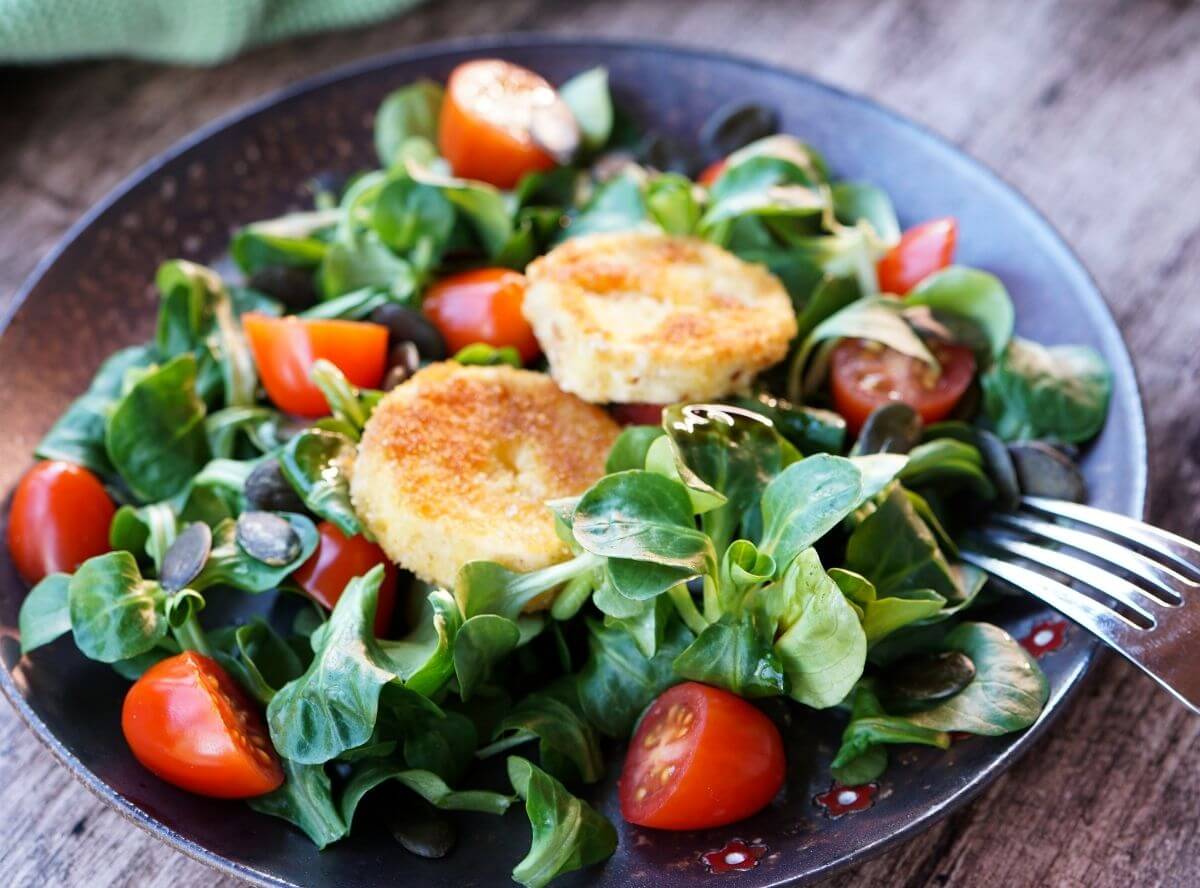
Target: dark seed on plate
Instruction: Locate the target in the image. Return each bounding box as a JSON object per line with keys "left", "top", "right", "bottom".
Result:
{"left": 390, "top": 803, "right": 456, "bottom": 859}
{"left": 368, "top": 303, "right": 446, "bottom": 361}
{"left": 383, "top": 341, "right": 421, "bottom": 390}
{"left": 244, "top": 459, "right": 307, "bottom": 513}
{"left": 699, "top": 101, "right": 779, "bottom": 158}
{"left": 160, "top": 522, "right": 213, "bottom": 592}
{"left": 1008, "top": 441, "right": 1087, "bottom": 502}
{"left": 530, "top": 100, "right": 582, "bottom": 165}
{"left": 245, "top": 265, "right": 318, "bottom": 312}
{"left": 878, "top": 650, "right": 977, "bottom": 714}
{"left": 852, "top": 403, "right": 922, "bottom": 456}
{"left": 236, "top": 511, "right": 302, "bottom": 566}
{"left": 638, "top": 131, "right": 698, "bottom": 175}
{"left": 975, "top": 429, "right": 1021, "bottom": 511}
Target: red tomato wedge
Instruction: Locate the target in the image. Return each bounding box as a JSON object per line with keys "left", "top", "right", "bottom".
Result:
{"left": 610, "top": 403, "right": 667, "bottom": 426}
{"left": 830, "top": 338, "right": 976, "bottom": 434}
{"left": 422, "top": 267, "right": 540, "bottom": 362}
{"left": 438, "top": 59, "right": 560, "bottom": 189}
{"left": 7, "top": 461, "right": 115, "bottom": 584}
{"left": 876, "top": 217, "right": 957, "bottom": 295}
{"left": 697, "top": 158, "right": 728, "bottom": 187}
{"left": 291, "top": 521, "right": 398, "bottom": 637}
{"left": 242, "top": 314, "right": 388, "bottom": 417}
{"left": 619, "top": 682, "right": 785, "bottom": 830}
{"left": 121, "top": 652, "right": 283, "bottom": 799}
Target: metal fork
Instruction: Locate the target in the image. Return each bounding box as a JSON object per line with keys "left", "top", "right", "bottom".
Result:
{"left": 960, "top": 495, "right": 1200, "bottom": 714}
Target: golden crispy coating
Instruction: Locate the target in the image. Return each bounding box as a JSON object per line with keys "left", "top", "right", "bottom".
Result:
{"left": 523, "top": 231, "right": 798, "bottom": 403}
{"left": 350, "top": 362, "right": 619, "bottom": 591}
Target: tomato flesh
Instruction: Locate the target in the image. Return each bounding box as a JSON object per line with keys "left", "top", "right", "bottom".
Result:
{"left": 830, "top": 338, "right": 976, "bottom": 434}
{"left": 423, "top": 268, "right": 540, "bottom": 362}
{"left": 619, "top": 682, "right": 785, "bottom": 830}
{"left": 438, "top": 59, "right": 558, "bottom": 189}
{"left": 291, "top": 521, "right": 398, "bottom": 637}
{"left": 7, "top": 461, "right": 115, "bottom": 584}
{"left": 876, "top": 217, "right": 957, "bottom": 295}
{"left": 242, "top": 313, "right": 388, "bottom": 417}
{"left": 121, "top": 651, "right": 283, "bottom": 798}
{"left": 610, "top": 403, "right": 667, "bottom": 426}
{"left": 697, "top": 158, "right": 728, "bottom": 187}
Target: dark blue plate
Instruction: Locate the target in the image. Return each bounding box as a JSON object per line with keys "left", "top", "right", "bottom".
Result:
{"left": 0, "top": 35, "right": 1146, "bottom": 887}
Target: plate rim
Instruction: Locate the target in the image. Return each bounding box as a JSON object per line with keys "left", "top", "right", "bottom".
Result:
{"left": 0, "top": 32, "right": 1149, "bottom": 887}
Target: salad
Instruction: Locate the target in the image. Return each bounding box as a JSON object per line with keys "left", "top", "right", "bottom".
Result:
{"left": 8, "top": 58, "right": 1115, "bottom": 886}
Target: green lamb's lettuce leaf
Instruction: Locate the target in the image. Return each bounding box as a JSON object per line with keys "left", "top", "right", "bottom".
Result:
{"left": 673, "top": 613, "right": 787, "bottom": 698}
{"left": 35, "top": 344, "right": 156, "bottom": 479}
{"left": 981, "top": 337, "right": 1112, "bottom": 444}
{"left": 604, "top": 425, "right": 665, "bottom": 473}
{"left": 340, "top": 761, "right": 513, "bottom": 831}
{"left": 560, "top": 67, "right": 613, "bottom": 152}
{"left": 67, "top": 552, "right": 168, "bottom": 664}
{"left": 452, "top": 342, "right": 522, "bottom": 367}
{"left": 645, "top": 173, "right": 701, "bottom": 234}
{"left": 907, "top": 622, "right": 1049, "bottom": 734}
{"left": 480, "top": 690, "right": 605, "bottom": 784}
{"left": 898, "top": 438, "right": 997, "bottom": 500}
{"left": 380, "top": 587, "right": 462, "bottom": 698}
{"left": 831, "top": 181, "right": 900, "bottom": 245}
{"left": 831, "top": 683, "right": 950, "bottom": 785}
{"left": 769, "top": 548, "right": 867, "bottom": 709}
{"left": 375, "top": 80, "right": 444, "bottom": 168}
{"left": 830, "top": 568, "right": 945, "bottom": 645}
{"left": 279, "top": 428, "right": 360, "bottom": 536}
{"left": 701, "top": 154, "right": 826, "bottom": 229}
{"left": 453, "top": 613, "right": 521, "bottom": 701}
{"left": 906, "top": 266, "right": 1014, "bottom": 361}
{"left": 663, "top": 404, "right": 785, "bottom": 556}
{"left": 758, "top": 454, "right": 863, "bottom": 572}
{"left": 572, "top": 471, "right": 715, "bottom": 574}
{"left": 248, "top": 758, "right": 347, "bottom": 849}
{"left": 318, "top": 230, "right": 417, "bottom": 301}
{"left": 371, "top": 173, "right": 456, "bottom": 260}
{"left": 507, "top": 756, "right": 618, "bottom": 888}
{"left": 577, "top": 617, "right": 691, "bottom": 737}
{"left": 561, "top": 173, "right": 649, "bottom": 240}
{"left": 155, "top": 260, "right": 257, "bottom": 408}
{"left": 731, "top": 393, "right": 847, "bottom": 456}
{"left": 231, "top": 209, "right": 339, "bottom": 274}
{"left": 18, "top": 573, "right": 72, "bottom": 655}
{"left": 845, "top": 484, "right": 962, "bottom": 603}
{"left": 109, "top": 502, "right": 178, "bottom": 571}
{"left": 210, "top": 618, "right": 306, "bottom": 706}
{"left": 105, "top": 353, "right": 211, "bottom": 502}
{"left": 267, "top": 566, "right": 396, "bottom": 764}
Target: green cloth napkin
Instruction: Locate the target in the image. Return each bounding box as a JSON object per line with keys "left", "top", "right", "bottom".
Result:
{"left": 0, "top": 0, "right": 425, "bottom": 65}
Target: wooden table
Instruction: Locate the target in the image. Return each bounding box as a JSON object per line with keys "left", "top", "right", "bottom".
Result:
{"left": 3, "top": 0, "right": 1198, "bottom": 884}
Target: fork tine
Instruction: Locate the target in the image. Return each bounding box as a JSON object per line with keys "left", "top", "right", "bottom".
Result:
{"left": 960, "top": 544, "right": 1143, "bottom": 646}
{"left": 977, "top": 530, "right": 1160, "bottom": 623}
{"left": 1022, "top": 496, "right": 1200, "bottom": 581}
{"left": 992, "top": 511, "right": 1191, "bottom": 605}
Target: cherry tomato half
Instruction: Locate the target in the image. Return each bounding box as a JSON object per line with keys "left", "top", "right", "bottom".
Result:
{"left": 697, "top": 159, "right": 728, "bottom": 187}
{"left": 291, "top": 521, "right": 398, "bottom": 637}
{"left": 242, "top": 314, "right": 388, "bottom": 417}
{"left": 7, "top": 461, "right": 115, "bottom": 584}
{"left": 122, "top": 651, "right": 283, "bottom": 799}
{"left": 619, "top": 682, "right": 785, "bottom": 830}
{"left": 830, "top": 338, "right": 977, "bottom": 434}
{"left": 423, "top": 268, "right": 540, "bottom": 363}
{"left": 438, "top": 59, "right": 559, "bottom": 189}
{"left": 610, "top": 403, "right": 667, "bottom": 426}
{"left": 876, "top": 217, "right": 957, "bottom": 295}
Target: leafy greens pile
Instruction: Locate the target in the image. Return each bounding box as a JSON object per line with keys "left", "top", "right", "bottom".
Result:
{"left": 16, "top": 64, "right": 1115, "bottom": 887}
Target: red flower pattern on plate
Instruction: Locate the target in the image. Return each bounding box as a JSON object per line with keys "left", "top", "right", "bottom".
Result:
{"left": 814, "top": 782, "right": 877, "bottom": 817}
{"left": 702, "top": 839, "right": 767, "bottom": 873}
{"left": 1020, "top": 619, "right": 1068, "bottom": 657}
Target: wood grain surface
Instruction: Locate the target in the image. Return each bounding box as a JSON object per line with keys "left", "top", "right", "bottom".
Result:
{"left": 3, "top": 0, "right": 1199, "bottom": 885}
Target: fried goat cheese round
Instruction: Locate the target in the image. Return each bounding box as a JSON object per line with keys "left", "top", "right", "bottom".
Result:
{"left": 522, "top": 231, "right": 798, "bottom": 403}
{"left": 350, "top": 362, "right": 619, "bottom": 592}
